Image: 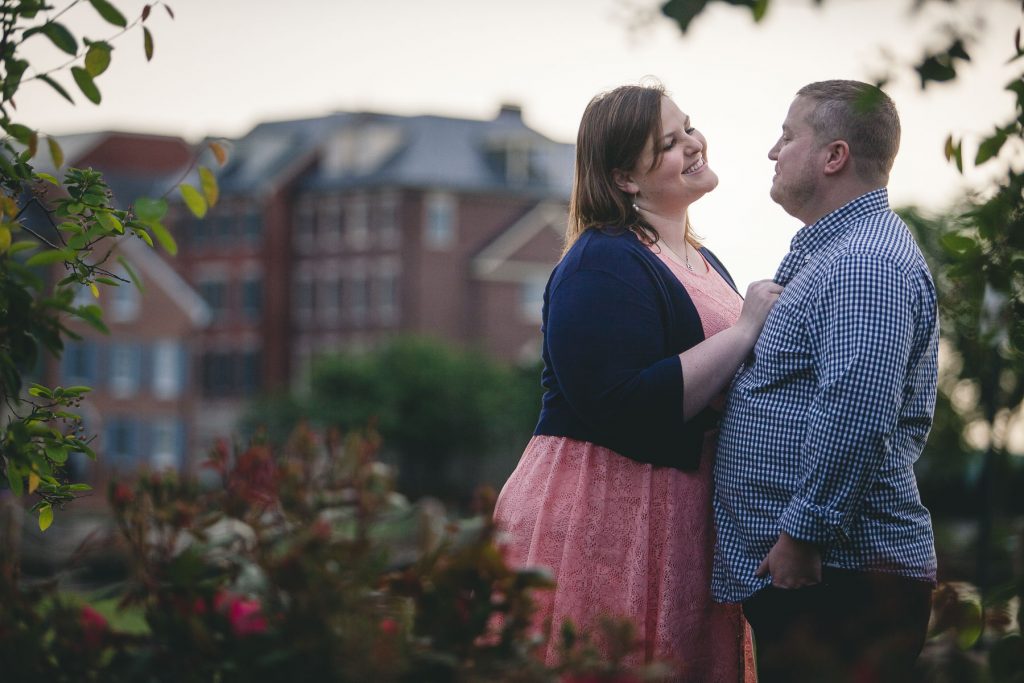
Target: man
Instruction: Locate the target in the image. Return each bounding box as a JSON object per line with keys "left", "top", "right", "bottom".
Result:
{"left": 712, "top": 80, "right": 938, "bottom": 683}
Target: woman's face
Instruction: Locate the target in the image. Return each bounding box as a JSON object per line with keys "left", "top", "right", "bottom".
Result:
{"left": 625, "top": 97, "right": 718, "bottom": 214}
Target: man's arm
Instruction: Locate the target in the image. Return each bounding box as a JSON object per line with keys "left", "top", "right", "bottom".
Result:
{"left": 762, "top": 253, "right": 917, "bottom": 585}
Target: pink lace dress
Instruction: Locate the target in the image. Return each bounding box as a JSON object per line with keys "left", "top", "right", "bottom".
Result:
{"left": 494, "top": 249, "right": 756, "bottom": 682}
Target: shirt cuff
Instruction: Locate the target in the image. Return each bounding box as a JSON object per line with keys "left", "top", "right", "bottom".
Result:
{"left": 777, "top": 496, "right": 850, "bottom": 548}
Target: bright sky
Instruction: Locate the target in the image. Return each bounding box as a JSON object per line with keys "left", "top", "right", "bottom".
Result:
{"left": 14, "top": 0, "right": 1023, "bottom": 288}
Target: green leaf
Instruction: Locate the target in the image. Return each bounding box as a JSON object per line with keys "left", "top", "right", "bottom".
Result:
{"left": 2, "top": 59, "right": 29, "bottom": 100}
{"left": 117, "top": 254, "right": 144, "bottom": 293}
{"left": 71, "top": 67, "right": 101, "bottom": 104}
{"left": 89, "top": 0, "right": 128, "bottom": 27}
{"left": 134, "top": 196, "right": 168, "bottom": 222}
{"left": 10, "top": 240, "right": 38, "bottom": 255}
{"left": 68, "top": 483, "right": 92, "bottom": 492}
{"left": 84, "top": 42, "right": 112, "bottom": 77}
{"left": 40, "top": 22, "right": 78, "bottom": 55}
{"left": 49, "top": 137, "right": 65, "bottom": 168}
{"left": 4, "top": 122, "right": 33, "bottom": 144}
{"left": 147, "top": 220, "right": 178, "bottom": 255}
{"left": 7, "top": 467, "right": 23, "bottom": 497}
{"left": 751, "top": 0, "right": 769, "bottom": 21}
{"left": 199, "top": 166, "right": 219, "bottom": 206}
{"left": 34, "top": 172, "right": 59, "bottom": 185}
{"left": 661, "top": 0, "right": 710, "bottom": 33}
{"left": 40, "top": 74, "right": 74, "bottom": 104}
{"left": 38, "top": 504, "right": 53, "bottom": 532}
{"left": 25, "top": 248, "right": 75, "bottom": 267}
{"left": 940, "top": 233, "right": 978, "bottom": 258}
{"left": 45, "top": 445, "right": 68, "bottom": 464}
{"left": 915, "top": 55, "right": 956, "bottom": 89}
{"left": 143, "top": 26, "right": 154, "bottom": 61}
{"left": 179, "top": 184, "right": 207, "bottom": 218}
{"left": 64, "top": 385, "right": 92, "bottom": 394}
{"left": 96, "top": 210, "right": 124, "bottom": 234}
{"left": 134, "top": 228, "right": 154, "bottom": 248}
{"left": 975, "top": 129, "right": 1008, "bottom": 166}
{"left": 75, "top": 304, "right": 109, "bottom": 334}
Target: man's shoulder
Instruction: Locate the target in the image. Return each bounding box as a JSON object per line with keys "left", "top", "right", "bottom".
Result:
{"left": 832, "top": 210, "right": 930, "bottom": 274}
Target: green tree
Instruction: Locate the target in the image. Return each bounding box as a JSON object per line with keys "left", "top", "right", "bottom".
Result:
{"left": 0, "top": 0, "right": 222, "bottom": 540}
{"left": 247, "top": 337, "right": 542, "bottom": 504}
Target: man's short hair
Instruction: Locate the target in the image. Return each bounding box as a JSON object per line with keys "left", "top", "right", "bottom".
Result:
{"left": 797, "top": 80, "right": 900, "bottom": 184}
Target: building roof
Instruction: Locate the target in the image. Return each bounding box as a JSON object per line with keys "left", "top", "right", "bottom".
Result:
{"left": 116, "top": 235, "right": 211, "bottom": 328}
{"left": 215, "top": 106, "right": 574, "bottom": 198}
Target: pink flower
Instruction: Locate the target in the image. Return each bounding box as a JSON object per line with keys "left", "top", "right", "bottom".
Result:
{"left": 215, "top": 591, "right": 269, "bottom": 637}
{"left": 79, "top": 605, "right": 109, "bottom": 649}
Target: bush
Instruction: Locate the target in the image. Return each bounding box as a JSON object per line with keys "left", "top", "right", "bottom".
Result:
{"left": 0, "top": 425, "right": 667, "bottom": 682}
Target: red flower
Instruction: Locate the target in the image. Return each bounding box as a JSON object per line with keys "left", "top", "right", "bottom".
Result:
{"left": 215, "top": 591, "right": 269, "bottom": 637}
{"left": 378, "top": 618, "right": 399, "bottom": 636}
{"left": 109, "top": 482, "right": 134, "bottom": 508}
{"left": 79, "top": 605, "right": 109, "bottom": 650}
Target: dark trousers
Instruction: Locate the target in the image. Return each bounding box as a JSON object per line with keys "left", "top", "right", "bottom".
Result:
{"left": 742, "top": 567, "right": 933, "bottom": 683}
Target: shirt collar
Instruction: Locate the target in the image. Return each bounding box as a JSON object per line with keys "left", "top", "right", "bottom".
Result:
{"left": 789, "top": 188, "right": 890, "bottom": 255}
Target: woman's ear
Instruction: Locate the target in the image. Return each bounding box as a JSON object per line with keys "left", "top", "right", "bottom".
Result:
{"left": 612, "top": 168, "right": 638, "bottom": 195}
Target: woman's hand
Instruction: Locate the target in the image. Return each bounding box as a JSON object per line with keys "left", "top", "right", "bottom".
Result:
{"left": 735, "top": 279, "right": 783, "bottom": 342}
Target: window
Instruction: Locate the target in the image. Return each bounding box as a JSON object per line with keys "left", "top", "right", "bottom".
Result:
{"left": 349, "top": 272, "right": 368, "bottom": 326}
{"left": 110, "top": 278, "right": 140, "bottom": 323}
{"left": 62, "top": 341, "right": 96, "bottom": 385}
{"left": 346, "top": 194, "right": 369, "bottom": 250}
{"left": 424, "top": 193, "right": 455, "bottom": 249}
{"left": 240, "top": 350, "right": 262, "bottom": 394}
{"left": 319, "top": 274, "right": 342, "bottom": 325}
{"left": 105, "top": 418, "right": 139, "bottom": 468}
{"left": 242, "top": 204, "right": 263, "bottom": 243}
{"left": 241, "top": 276, "right": 262, "bottom": 321}
{"left": 149, "top": 419, "right": 183, "bottom": 471}
{"left": 520, "top": 277, "right": 546, "bottom": 323}
{"left": 293, "top": 271, "right": 315, "bottom": 325}
{"left": 320, "top": 196, "right": 343, "bottom": 247}
{"left": 72, "top": 282, "right": 93, "bottom": 308}
{"left": 376, "top": 192, "right": 399, "bottom": 248}
{"left": 201, "top": 351, "right": 234, "bottom": 397}
{"left": 109, "top": 343, "right": 141, "bottom": 398}
{"left": 152, "top": 340, "right": 184, "bottom": 400}
{"left": 198, "top": 278, "right": 227, "bottom": 322}
{"left": 294, "top": 195, "right": 316, "bottom": 251}
{"left": 374, "top": 259, "right": 399, "bottom": 325}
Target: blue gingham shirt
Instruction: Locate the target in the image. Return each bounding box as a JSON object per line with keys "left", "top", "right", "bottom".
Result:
{"left": 712, "top": 189, "right": 939, "bottom": 603}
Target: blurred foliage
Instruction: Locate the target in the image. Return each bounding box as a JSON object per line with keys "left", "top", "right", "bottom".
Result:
{"left": 245, "top": 337, "right": 543, "bottom": 503}
{"left": 0, "top": 0, "right": 226, "bottom": 530}
{"left": 0, "top": 426, "right": 669, "bottom": 681}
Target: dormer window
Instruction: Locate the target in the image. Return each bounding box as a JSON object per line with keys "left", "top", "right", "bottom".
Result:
{"left": 323, "top": 123, "right": 402, "bottom": 176}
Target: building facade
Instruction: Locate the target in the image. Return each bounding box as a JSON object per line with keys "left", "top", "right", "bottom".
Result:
{"left": 172, "top": 105, "right": 573, "bottom": 445}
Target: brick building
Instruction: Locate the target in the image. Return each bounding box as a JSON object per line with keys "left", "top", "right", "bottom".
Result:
{"left": 173, "top": 105, "right": 574, "bottom": 445}
{"left": 37, "top": 133, "right": 210, "bottom": 480}
{"left": 40, "top": 106, "right": 574, "bottom": 463}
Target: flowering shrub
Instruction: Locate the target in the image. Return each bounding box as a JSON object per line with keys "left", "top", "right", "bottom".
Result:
{"left": 0, "top": 425, "right": 666, "bottom": 682}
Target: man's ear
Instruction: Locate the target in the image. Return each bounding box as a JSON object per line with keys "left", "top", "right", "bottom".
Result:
{"left": 822, "top": 140, "right": 851, "bottom": 176}
{"left": 612, "top": 168, "right": 638, "bottom": 195}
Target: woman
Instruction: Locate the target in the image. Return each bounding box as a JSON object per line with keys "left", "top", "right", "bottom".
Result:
{"left": 494, "top": 83, "right": 781, "bottom": 680}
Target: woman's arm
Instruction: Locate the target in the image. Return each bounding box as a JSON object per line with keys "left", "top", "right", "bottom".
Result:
{"left": 679, "top": 279, "right": 781, "bottom": 420}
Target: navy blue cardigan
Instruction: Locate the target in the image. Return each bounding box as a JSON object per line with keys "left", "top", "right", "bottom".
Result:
{"left": 533, "top": 227, "right": 739, "bottom": 470}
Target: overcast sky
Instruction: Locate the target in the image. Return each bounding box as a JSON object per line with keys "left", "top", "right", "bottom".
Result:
{"left": 14, "top": 0, "right": 1022, "bottom": 288}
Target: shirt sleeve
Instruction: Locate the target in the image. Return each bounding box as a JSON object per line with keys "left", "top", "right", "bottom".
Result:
{"left": 776, "top": 253, "right": 916, "bottom": 547}
{"left": 545, "top": 265, "right": 686, "bottom": 446}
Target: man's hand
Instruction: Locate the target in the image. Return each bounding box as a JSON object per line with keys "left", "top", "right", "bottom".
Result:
{"left": 755, "top": 531, "right": 822, "bottom": 588}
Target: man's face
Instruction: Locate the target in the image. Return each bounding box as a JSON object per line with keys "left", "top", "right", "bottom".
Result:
{"left": 768, "top": 97, "right": 825, "bottom": 223}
